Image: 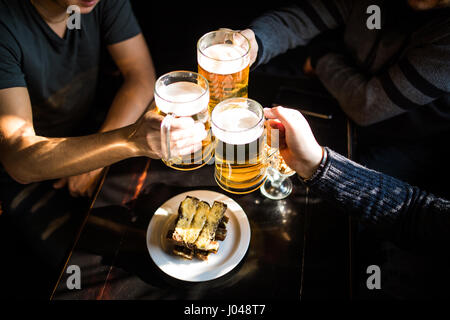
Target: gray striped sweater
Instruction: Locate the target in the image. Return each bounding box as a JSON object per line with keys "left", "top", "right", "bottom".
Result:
{"left": 250, "top": 0, "right": 450, "bottom": 143}
{"left": 307, "top": 148, "right": 450, "bottom": 247}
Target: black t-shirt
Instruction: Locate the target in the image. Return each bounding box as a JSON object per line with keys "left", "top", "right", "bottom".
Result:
{"left": 0, "top": 0, "right": 141, "bottom": 137}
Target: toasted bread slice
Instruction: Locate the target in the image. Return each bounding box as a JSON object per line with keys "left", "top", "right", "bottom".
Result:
{"left": 168, "top": 197, "right": 229, "bottom": 261}
{"left": 172, "top": 196, "right": 199, "bottom": 243}
{"left": 184, "top": 201, "right": 210, "bottom": 246}
{"left": 173, "top": 245, "right": 194, "bottom": 260}
{"left": 194, "top": 201, "right": 227, "bottom": 251}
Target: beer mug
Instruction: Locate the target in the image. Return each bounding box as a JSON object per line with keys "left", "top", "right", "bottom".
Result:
{"left": 155, "top": 71, "right": 213, "bottom": 171}
{"left": 197, "top": 29, "right": 250, "bottom": 113}
{"left": 211, "top": 98, "right": 277, "bottom": 194}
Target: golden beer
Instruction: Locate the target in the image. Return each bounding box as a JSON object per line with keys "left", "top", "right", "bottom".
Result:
{"left": 155, "top": 71, "right": 213, "bottom": 171}
{"left": 198, "top": 30, "right": 250, "bottom": 113}
{"left": 211, "top": 98, "right": 267, "bottom": 194}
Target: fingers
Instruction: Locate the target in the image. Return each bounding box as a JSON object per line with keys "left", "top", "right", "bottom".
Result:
{"left": 169, "top": 121, "right": 206, "bottom": 144}
{"left": 216, "top": 28, "right": 257, "bottom": 66}
{"left": 264, "top": 106, "right": 314, "bottom": 151}
{"left": 264, "top": 106, "right": 306, "bottom": 128}
{"left": 239, "top": 29, "right": 255, "bottom": 48}
{"left": 264, "top": 106, "right": 289, "bottom": 122}
{"left": 169, "top": 122, "right": 207, "bottom": 157}
{"left": 68, "top": 177, "right": 92, "bottom": 198}
{"left": 239, "top": 29, "right": 257, "bottom": 66}
{"left": 68, "top": 174, "right": 87, "bottom": 197}
{"left": 169, "top": 118, "right": 201, "bottom": 139}
{"left": 64, "top": 169, "right": 103, "bottom": 198}
{"left": 161, "top": 116, "right": 208, "bottom": 159}
{"left": 264, "top": 107, "right": 292, "bottom": 135}
{"left": 264, "top": 107, "right": 278, "bottom": 120}
{"left": 218, "top": 28, "right": 244, "bottom": 45}
{"left": 176, "top": 141, "right": 204, "bottom": 157}
{"left": 53, "top": 178, "right": 67, "bottom": 189}
{"left": 169, "top": 116, "right": 195, "bottom": 130}
{"left": 167, "top": 141, "right": 203, "bottom": 158}
{"left": 68, "top": 181, "right": 82, "bottom": 198}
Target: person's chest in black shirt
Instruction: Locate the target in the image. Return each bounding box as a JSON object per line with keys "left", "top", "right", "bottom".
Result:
{"left": 18, "top": 1, "right": 103, "bottom": 136}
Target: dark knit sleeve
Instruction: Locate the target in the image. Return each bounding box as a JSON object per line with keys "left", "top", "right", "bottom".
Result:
{"left": 304, "top": 148, "right": 450, "bottom": 247}
{"left": 315, "top": 31, "right": 450, "bottom": 126}
{"left": 250, "top": 0, "right": 353, "bottom": 68}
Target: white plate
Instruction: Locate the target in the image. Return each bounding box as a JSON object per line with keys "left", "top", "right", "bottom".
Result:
{"left": 146, "top": 190, "right": 251, "bottom": 282}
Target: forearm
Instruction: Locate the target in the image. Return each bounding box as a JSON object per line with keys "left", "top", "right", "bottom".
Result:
{"left": 315, "top": 53, "right": 404, "bottom": 126}
{"left": 250, "top": 5, "right": 313, "bottom": 67}
{"left": 100, "top": 74, "right": 155, "bottom": 133}
{"left": 2, "top": 124, "right": 140, "bottom": 183}
{"left": 306, "top": 148, "right": 412, "bottom": 224}
{"left": 305, "top": 148, "right": 450, "bottom": 245}
{"left": 250, "top": 0, "right": 351, "bottom": 67}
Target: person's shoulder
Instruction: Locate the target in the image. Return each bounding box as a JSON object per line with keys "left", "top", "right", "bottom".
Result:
{"left": 0, "top": 0, "right": 27, "bottom": 58}
{"left": 0, "top": 0, "right": 24, "bottom": 17}
{"left": 0, "top": 0, "right": 16, "bottom": 23}
{"left": 0, "top": 0, "right": 25, "bottom": 35}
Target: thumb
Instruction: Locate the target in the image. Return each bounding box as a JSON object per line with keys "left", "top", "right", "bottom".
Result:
{"left": 53, "top": 178, "right": 67, "bottom": 189}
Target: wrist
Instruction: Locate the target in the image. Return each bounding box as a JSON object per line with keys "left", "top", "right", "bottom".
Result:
{"left": 295, "top": 145, "right": 324, "bottom": 180}
{"left": 122, "top": 122, "right": 143, "bottom": 157}
{"left": 246, "top": 29, "right": 262, "bottom": 69}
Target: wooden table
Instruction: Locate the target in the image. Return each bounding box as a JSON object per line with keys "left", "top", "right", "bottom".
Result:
{"left": 51, "top": 72, "right": 353, "bottom": 301}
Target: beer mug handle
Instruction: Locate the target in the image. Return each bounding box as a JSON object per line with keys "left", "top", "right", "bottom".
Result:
{"left": 264, "top": 119, "right": 280, "bottom": 165}
{"left": 161, "top": 113, "right": 176, "bottom": 162}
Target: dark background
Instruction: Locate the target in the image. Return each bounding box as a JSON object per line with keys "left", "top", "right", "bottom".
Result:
{"left": 0, "top": 1, "right": 299, "bottom": 301}
{"left": 1, "top": 0, "right": 447, "bottom": 301}
{"left": 129, "top": 2, "right": 292, "bottom": 76}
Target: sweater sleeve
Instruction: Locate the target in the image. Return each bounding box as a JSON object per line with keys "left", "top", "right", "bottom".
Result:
{"left": 305, "top": 148, "right": 450, "bottom": 247}
{"left": 250, "top": 0, "right": 353, "bottom": 67}
{"left": 315, "top": 34, "right": 450, "bottom": 126}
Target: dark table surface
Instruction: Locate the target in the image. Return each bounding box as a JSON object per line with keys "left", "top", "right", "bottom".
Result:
{"left": 51, "top": 71, "right": 353, "bottom": 300}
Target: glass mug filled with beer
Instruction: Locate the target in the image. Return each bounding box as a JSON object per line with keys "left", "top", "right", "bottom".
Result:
{"left": 197, "top": 29, "right": 250, "bottom": 113}
{"left": 155, "top": 71, "right": 213, "bottom": 171}
{"left": 211, "top": 98, "right": 277, "bottom": 194}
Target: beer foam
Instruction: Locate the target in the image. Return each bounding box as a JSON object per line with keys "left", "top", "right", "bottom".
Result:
{"left": 198, "top": 44, "right": 249, "bottom": 75}
{"left": 212, "top": 107, "right": 263, "bottom": 145}
{"left": 155, "top": 81, "right": 208, "bottom": 116}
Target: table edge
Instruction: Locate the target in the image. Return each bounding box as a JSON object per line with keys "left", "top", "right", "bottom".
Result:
{"left": 49, "top": 166, "right": 110, "bottom": 300}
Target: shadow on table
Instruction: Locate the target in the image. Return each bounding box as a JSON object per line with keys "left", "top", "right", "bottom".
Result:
{"left": 54, "top": 61, "right": 350, "bottom": 299}
{"left": 55, "top": 177, "right": 307, "bottom": 300}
